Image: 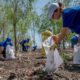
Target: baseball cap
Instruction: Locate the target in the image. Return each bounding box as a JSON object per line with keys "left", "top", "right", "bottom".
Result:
{"left": 48, "top": 3, "right": 59, "bottom": 19}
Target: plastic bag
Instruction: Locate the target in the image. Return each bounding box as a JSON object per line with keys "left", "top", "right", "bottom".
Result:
{"left": 73, "top": 45, "right": 80, "bottom": 64}
{"left": 6, "top": 45, "right": 15, "bottom": 59}
{"left": 43, "top": 36, "right": 63, "bottom": 72}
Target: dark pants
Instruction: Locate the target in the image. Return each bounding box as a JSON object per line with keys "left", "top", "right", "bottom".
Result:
{"left": 2, "top": 48, "right": 6, "bottom": 58}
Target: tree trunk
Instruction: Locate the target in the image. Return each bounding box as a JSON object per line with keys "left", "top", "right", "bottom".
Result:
{"left": 13, "top": 20, "right": 17, "bottom": 51}
{"left": 33, "top": 22, "right": 35, "bottom": 46}
{"left": 2, "top": 23, "right": 5, "bottom": 41}
{"left": 13, "top": 0, "right": 18, "bottom": 52}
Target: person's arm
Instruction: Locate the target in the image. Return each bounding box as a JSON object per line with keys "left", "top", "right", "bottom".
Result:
{"left": 53, "top": 27, "right": 69, "bottom": 44}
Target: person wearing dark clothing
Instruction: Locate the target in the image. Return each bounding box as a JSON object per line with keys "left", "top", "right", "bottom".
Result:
{"left": 0, "top": 37, "right": 13, "bottom": 58}
{"left": 20, "top": 38, "right": 30, "bottom": 52}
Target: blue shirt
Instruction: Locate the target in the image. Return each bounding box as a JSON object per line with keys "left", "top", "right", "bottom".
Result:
{"left": 62, "top": 6, "right": 80, "bottom": 34}
{"left": 0, "top": 37, "right": 13, "bottom": 48}
{"left": 20, "top": 38, "right": 30, "bottom": 44}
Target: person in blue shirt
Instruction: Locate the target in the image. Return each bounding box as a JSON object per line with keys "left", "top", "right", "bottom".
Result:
{"left": 20, "top": 38, "right": 30, "bottom": 52}
{"left": 0, "top": 37, "right": 13, "bottom": 58}
{"left": 48, "top": 2, "right": 80, "bottom": 45}
{"left": 71, "top": 35, "right": 78, "bottom": 48}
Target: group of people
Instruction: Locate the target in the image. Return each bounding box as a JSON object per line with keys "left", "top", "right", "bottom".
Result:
{"left": 0, "top": 2, "right": 80, "bottom": 72}
{"left": 0, "top": 37, "right": 37, "bottom": 59}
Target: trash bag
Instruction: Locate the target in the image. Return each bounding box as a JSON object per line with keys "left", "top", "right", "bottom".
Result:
{"left": 6, "top": 45, "right": 15, "bottom": 59}
{"left": 43, "top": 36, "right": 63, "bottom": 72}
{"left": 73, "top": 45, "right": 80, "bottom": 64}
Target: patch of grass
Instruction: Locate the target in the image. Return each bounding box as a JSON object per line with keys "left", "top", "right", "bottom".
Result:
{"left": 60, "top": 52, "right": 72, "bottom": 63}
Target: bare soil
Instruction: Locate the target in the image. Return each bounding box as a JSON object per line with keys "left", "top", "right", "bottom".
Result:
{"left": 0, "top": 50, "right": 80, "bottom": 80}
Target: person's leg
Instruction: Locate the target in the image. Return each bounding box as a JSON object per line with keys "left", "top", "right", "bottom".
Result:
{"left": 0, "top": 47, "right": 4, "bottom": 57}
{"left": 26, "top": 46, "right": 30, "bottom": 52}
{"left": 22, "top": 44, "right": 26, "bottom": 51}
{"left": 22, "top": 46, "right": 24, "bottom": 51}
{"left": 0, "top": 47, "right": 4, "bottom": 54}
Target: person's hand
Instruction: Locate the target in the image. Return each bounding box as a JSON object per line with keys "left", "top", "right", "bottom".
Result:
{"left": 53, "top": 35, "right": 59, "bottom": 44}
{"left": 50, "top": 35, "right": 59, "bottom": 50}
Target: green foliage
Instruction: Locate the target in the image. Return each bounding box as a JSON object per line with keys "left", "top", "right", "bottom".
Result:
{"left": 0, "top": 0, "right": 76, "bottom": 49}
{"left": 61, "top": 52, "right": 71, "bottom": 63}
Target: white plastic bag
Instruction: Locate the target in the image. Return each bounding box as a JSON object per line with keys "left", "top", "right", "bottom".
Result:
{"left": 6, "top": 45, "right": 15, "bottom": 59}
{"left": 73, "top": 45, "right": 80, "bottom": 64}
{"left": 43, "top": 36, "right": 63, "bottom": 72}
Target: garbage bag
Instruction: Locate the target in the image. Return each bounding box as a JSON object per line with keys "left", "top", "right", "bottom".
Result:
{"left": 73, "top": 45, "right": 80, "bottom": 64}
{"left": 6, "top": 45, "right": 15, "bottom": 59}
{"left": 43, "top": 36, "right": 63, "bottom": 72}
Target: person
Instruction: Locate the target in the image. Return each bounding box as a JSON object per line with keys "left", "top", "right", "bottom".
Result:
{"left": 0, "top": 37, "right": 13, "bottom": 58}
{"left": 71, "top": 35, "right": 78, "bottom": 48}
{"left": 20, "top": 39, "right": 27, "bottom": 52}
{"left": 71, "top": 35, "right": 80, "bottom": 65}
{"left": 20, "top": 38, "right": 30, "bottom": 52}
{"left": 48, "top": 2, "right": 80, "bottom": 46}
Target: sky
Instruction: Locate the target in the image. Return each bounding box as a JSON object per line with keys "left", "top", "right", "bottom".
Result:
{"left": 30, "top": 0, "right": 50, "bottom": 48}
{"left": 33, "top": 0, "right": 50, "bottom": 15}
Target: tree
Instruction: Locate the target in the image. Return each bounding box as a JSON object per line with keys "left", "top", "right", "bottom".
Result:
{"left": 3, "top": 0, "right": 36, "bottom": 51}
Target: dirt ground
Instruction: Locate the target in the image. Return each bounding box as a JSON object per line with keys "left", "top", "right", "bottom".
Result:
{"left": 0, "top": 50, "right": 80, "bottom": 80}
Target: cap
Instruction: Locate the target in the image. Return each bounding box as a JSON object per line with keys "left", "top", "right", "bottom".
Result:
{"left": 48, "top": 3, "right": 59, "bottom": 19}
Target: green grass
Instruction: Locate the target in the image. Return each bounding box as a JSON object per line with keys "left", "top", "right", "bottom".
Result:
{"left": 60, "top": 52, "right": 72, "bottom": 63}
